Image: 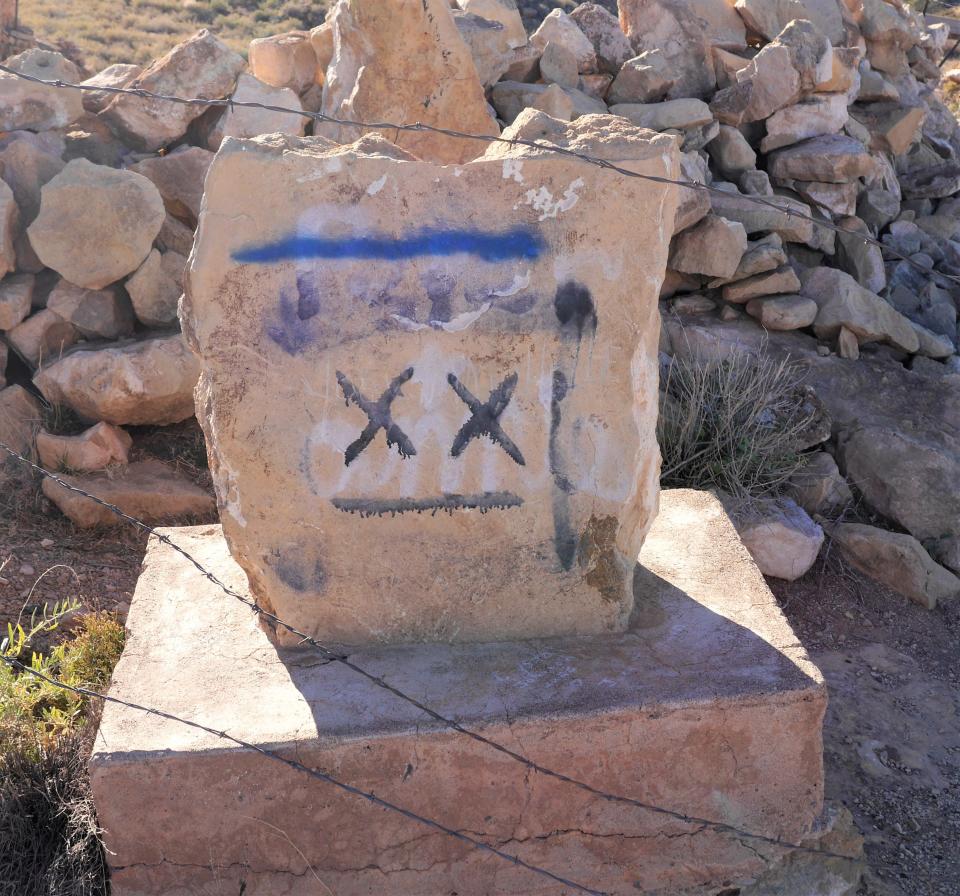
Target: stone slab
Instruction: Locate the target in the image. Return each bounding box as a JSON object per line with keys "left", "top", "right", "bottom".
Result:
{"left": 90, "top": 490, "right": 826, "bottom": 896}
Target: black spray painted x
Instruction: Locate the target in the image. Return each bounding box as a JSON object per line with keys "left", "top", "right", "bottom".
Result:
{"left": 447, "top": 372, "right": 526, "bottom": 466}
{"left": 336, "top": 367, "right": 417, "bottom": 466}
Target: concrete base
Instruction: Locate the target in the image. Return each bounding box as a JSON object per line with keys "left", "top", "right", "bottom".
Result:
{"left": 91, "top": 490, "right": 829, "bottom": 896}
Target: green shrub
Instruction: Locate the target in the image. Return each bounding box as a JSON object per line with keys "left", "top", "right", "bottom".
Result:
{"left": 658, "top": 352, "right": 814, "bottom": 498}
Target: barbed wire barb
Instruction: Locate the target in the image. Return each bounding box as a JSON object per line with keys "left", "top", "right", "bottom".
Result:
{"left": 0, "top": 62, "right": 955, "bottom": 290}
{"left": 0, "top": 440, "right": 860, "bottom": 867}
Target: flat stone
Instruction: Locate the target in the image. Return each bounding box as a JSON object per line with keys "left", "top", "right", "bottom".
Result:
{"left": 36, "top": 421, "right": 132, "bottom": 472}
{"left": 46, "top": 280, "right": 133, "bottom": 340}
{"left": 6, "top": 308, "right": 78, "bottom": 367}
{"left": 457, "top": 0, "right": 527, "bottom": 50}
{"left": 709, "top": 187, "right": 814, "bottom": 243}
{"left": 0, "top": 49, "right": 83, "bottom": 132}
{"left": 761, "top": 94, "right": 849, "bottom": 153}
{"left": 735, "top": 0, "right": 846, "bottom": 45}
{"left": 183, "top": 122, "right": 679, "bottom": 647}
{"left": 607, "top": 51, "right": 675, "bottom": 104}
{"left": 669, "top": 214, "right": 747, "bottom": 279}
{"left": 42, "top": 458, "right": 214, "bottom": 528}
{"left": 129, "top": 146, "right": 214, "bottom": 227}
{"left": 80, "top": 63, "right": 142, "bottom": 115}
{"left": 670, "top": 293, "right": 716, "bottom": 315}
{"left": 800, "top": 267, "right": 919, "bottom": 353}
{"left": 90, "top": 490, "right": 828, "bottom": 896}
{"left": 538, "top": 40, "right": 579, "bottom": 89}
{"left": 102, "top": 30, "right": 244, "bottom": 152}
{"left": 248, "top": 30, "right": 318, "bottom": 95}
{"left": 454, "top": 10, "right": 523, "bottom": 88}
{"left": 857, "top": 188, "right": 900, "bottom": 230}
{"left": 530, "top": 8, "right": 598, "bottom": 73}
{"left": 724, "top": 495, "right": 825, "bottom": 581}
{"left": 610, "top": 98, "right": 713, "bottom": 132}
{"left": 320, "top": 0, "right": 498, "bottom": 165}
{"left": 787, "top": 180, "right": 858, "bottom": 218}
{"left": 0, "top": 272, "right": 34, "bottom": 330}
{"left": 746, "top": 294, "right": 818, "bottom": 330}
{"left": 723, "top": 265, "right": 801, "bottom": 303}
{"left": 768, "top": 134, "right": 876, "bottom": 184}
{"left": 491, "top": 81, "right": 575, "bottom": 122}
{"left": 849, "top": 103, "right": 924, "bottom": 156}
{"left": 786, "top": 451, "right": 852, "bottom": 515}
{"left": 708, "top": 234, "right": 787, "bottom": 286}
{"left": 569, "top": 2, "right": 634, "bottom": 74}
{"left": 707, "top": 124, "right": 757, "bottom": 177}
{"left": 911, "top": 321, "right": 955, "bottom": 360}
{"left": 27, "top": 159, "right": 165, "bottom": 290}
{"left": 831, "top": 522, "right": 960, "bottom": 609}
{"left": 126, "top": 249, "right": 187, "bottom": 328}
{"left": 33, "top": 335, "right": 200, "bottom": 425}
{"left": 619, "top": 0, "right": 745, "bottom": 99}
{"left": 711, "top": 46, "right": 800, "bottom": 126}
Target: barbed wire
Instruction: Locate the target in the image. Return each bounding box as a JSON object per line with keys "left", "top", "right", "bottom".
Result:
{"left": 0, "top": 653, "right": 607, "bottom": 896}
{"left": 0, "top": 63, "right": 957, "bottom": 291}
{"left": 0, "top": 439, "right": 861, "bottom": 872}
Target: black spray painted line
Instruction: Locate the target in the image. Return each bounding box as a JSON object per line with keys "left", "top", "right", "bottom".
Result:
{"left": 331, "top": 492, "right": 524, "bottom": 518}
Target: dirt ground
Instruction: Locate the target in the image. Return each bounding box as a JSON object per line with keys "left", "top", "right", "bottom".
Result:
{"left": 1, "top": 429, "right": 957, "bottom": 895}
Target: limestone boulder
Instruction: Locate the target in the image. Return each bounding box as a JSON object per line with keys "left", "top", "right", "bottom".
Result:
{"left": 669, "top": 215, "right": 748, "bottom": 279}
{"left": 157, "top": 214, "right": 195, "bottom": 258}
{"left": 530, "top": 9, "right": 598, "bottom": 73}
{"left": 36, "top": 422, "right": 132, "bottom": 472}
{"left": 761, "top": 94, "right": 849, "bottom": 153}
{"left": 0, "top": 180, "right": 17, "bottom": 279}
{"left": 102, "top": 30, "right": 244, "bottom": 152}
{"left": 911, "top": 322, "right": 955, "bottom": 360}
{"left": 767, "top": 134, "right": 876, "bottom": 183}
{"left": 0, "top": 273, "right": 34, "bottom": 330}
{"left": 46, "top": 280, "right": 133, "bottom": 340}
{"left": 619, "top": 0, "right": 745, "bottom": 99}
{"left": 831, "top": 523, "right": 960, "bottom": 609}
{"left": 183, "top": 118, "right": 680, "bottom": 647}
{"left": 723, "top": 265, "right": 801, "bottom": 303}
{"left": 848, "top": 103, "right": 925, "bottom": 156}
{"left": 126, "top": 249, "right": 187, "bottom": 328}
{"left": 707, "top": 125, "right": 756, "bottom": 177}
{"left": 43, "top": 459, "right": 214, "bottom": 528}
{"left": 491, "top": 81, "right": 575, "bottom": 122}
{"left": 0, "top": 132, "right": 65, "bottom": 231}
{"left": 734, "top": 0, "right": 845, "bottom": 45}
{"left": 709, "top": 186, "right": 814, "bottom": 243}
{"left": 835, "top": 217, "right": 886, "bottom": 294}
{"left": 249, "top": 31, "right": 318, "bottom": 95}
{"left": 569, "top": 3, "right": 634, "bottom": 74}
{"left": 788, "top": 181, "right": 858, "bottom": 218}
{"left": 204, "top": 74, "right": 308, "bottom": 152}
{"left": 129, "top": 146, "right": 214, "bottom": 227}
{"left": 857, "top": 188, "right": 900, "bottom": 230}
{"left": 320, "top": 0, "right": 499, "bottom": 164}
{"left": 709, "top": 234, "right": 787, "bottom": 285}
{"left": 0, "top": 50, "right": 83, "bottom": 132}
{"left": 786, "top": 451, "right": 852, "bottom": 515}
{"left": 745, "top": 295, "right": 818, "bottom": 330}
{"left": 6, "top": 309, "right": 78, "bottom": 367}
{"left": 455, "top": 10, "right": 526, "bottom": 88}
{"left": 607, "top": 51, "right": 675, "bottom": 104}
{"left": 80, "top": 64, "right": 142, "bottom": 115}
{"left": 27, "top": 159, "right": 165, "bottom": 290}
{"left": 725, "top": 495, "right": 824, "bottom": 581}
{"left": 33, "top": 336, "right": 200, "bottom": 425}
{"left": 537, "top": 41, "right": 579, "bottom": 90}
{"left": 800, "top": 267, "right": 919, "bottom": 353}
{"left": 610, "top": 99, "right": 713, "bottom": 132}
{"left": 456, "top": 0, "right": 526, "bottom": 49}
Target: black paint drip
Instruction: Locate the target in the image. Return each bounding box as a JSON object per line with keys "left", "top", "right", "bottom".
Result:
{"left": 554, "top": 281, "right": 597, "bottom": 340}
{"left": 549, "top": 369, "right": 577, "bottom": 571}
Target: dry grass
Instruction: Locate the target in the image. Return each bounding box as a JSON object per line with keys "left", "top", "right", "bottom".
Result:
{"left": 16, "top": 0, "right": 331, "bottom": 74}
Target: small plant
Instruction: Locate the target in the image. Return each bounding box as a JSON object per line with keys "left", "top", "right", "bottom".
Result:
{"left": 658, "top": 352, "right": 814, "bottom": 498}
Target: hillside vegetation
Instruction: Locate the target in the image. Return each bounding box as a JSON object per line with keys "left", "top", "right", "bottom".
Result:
{"left": 17, "top": 0, "right": 331, "bottom": 73}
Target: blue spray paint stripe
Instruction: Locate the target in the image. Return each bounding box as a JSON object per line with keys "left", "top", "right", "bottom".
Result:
{"left": 233, "top": 227, "right": 546, "bottom": 264}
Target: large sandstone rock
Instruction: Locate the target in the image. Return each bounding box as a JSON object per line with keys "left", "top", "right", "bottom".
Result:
{"left": 745, "top": 295, "right": 818, "bottom": 330}
{"left": 248, "top": 30, "right": 318, "bottom": 95}
{"left": 761, "top": 94, "right": 849, "bottom": 153}
{"left": 183, "top": 118, "right": 679, "bottom": 647}
{"left": 36, "top": 422, "right": 132, "bottom": 472}
{"left": 27, "top": 159, "right": 165, "bottom": 290}
{"left": 209, "top": 75, "right": 308, "bottom": 152}
{"left": 46, "top": 280, "right": 133, "bottom": 340}
{"left": 7, "top": 309, "right": 78, "bottom": 366}
{"left": 102, "top": 30, "right": 244, "bottom": 152}
{"left": 0, "top": 50, "right": 84, "bottom": 132}
{"left": 33, "top": 336, "right": 200, "bottom": 425}
{"left": 610, "top": 98, "right": 713, "bottom": 131}
{"left": 42, "top": 459, "right": 215, "bottom": 528}
{"left": 569, "top": 3, "right": 634, "bottom": 74}
{"left": 80, "top": 63, "right": 142, "bottom": 115}
{"left": 457, "top": 0, "right": 526, "bottom": 49}
{"left": 607, "top": 51, "right": 676, "bottom": 104}
{"left": 126, "top": 249, "right": 187, "bottom": 327}
{"left": 848, "top": 103, "right": 924, "bottom": 156}
{"left": 722, "top": 265, "right": 801, "bottom": 303}
{"left": 319, "top": 0, "right": 499, "bottom": 165}
{"left": 786, "top": 451, "right": 852, "bottom": 515}
{"left": 768, "top": 134, "right": 876, "bottom": 183}
{"left": 800, "top": 267, "right": 919, "bottom": 353}
{"left": 709, "top": 186, "right": 814, "bottom": 243}
{"left": 530, "top": 9, "right": 598, "bottom": 72}
{"left": 129, "top": 147, "right": 213, "bottom": 226}
{"left": 619, "top": 0, "right": 745, "bottom": 99}
{"left": 669, "top": 214, "right": 747, "bottom": 279}
{"left": 831, "top": 523, "right": 960, "bottom": 609}
{"left": 735, "top": 0, "right": 846, "bottom": 45}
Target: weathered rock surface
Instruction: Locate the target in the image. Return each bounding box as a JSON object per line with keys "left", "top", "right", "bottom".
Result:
{"left": 27, "top": 159, "right": 165, "bottom": 290}
{"left": 610, "top": 98, "right": 713, "bottom": 131}
{"left": 102, "top": 30, "right": 244, "bottom": 152}
{"left": 491, "top": 81, "right": 575, "bottom": 122}
{"left": 786, "top": 451, "right": 852, "bottom": 515}
{"left": 0, "top": 272, "right": 33, "bottom": 330}
{"left": 126, "top": 249, "right": 187, "bottom": 327}
{"left": 248, "top": 30, "right": 317, "bottom": 95}
{"left": 46, "top": 280, "right": 133, "bottom": 340}
{"left": 206, "top": 74, "right": 308, "bottom": 152}
{"left": 761, "top": 94, "right": 849, "bottom": 153}
{"left": 33, "top": 336, "right": 200, "bottom": 425}
{"left": 768, "top": 134, "right": 876, "bottom": 183}
{"left": 710, "top": 186, "right": 815, "bottom": 243}
{"left": 746, "top": 294, "right": 818, "bottom": 330}
{"left": 129, "top": 147, "right": 213, "bottom": 226}
{"left": 183, "top": 120, "right": 679, "bottom": 647}
{"left": 0, "top": 50, "right": 83, "bottom": 132}
{"left": 723, "top": 265, "right": 801, "bottom": 303}
{"left": 0, "top": 385, "right": 42, "bottom": 467}
{"left": 530, "top": 9, "right": 598, "bottom": 73}
{"left": 36, "top": 422, "right": 132, "bottom": 472}
{"left": 7, "top": 309, "right": 78, "bottom": 366}
{"left": 735, "top": 0, "right": 846, "bottom": 45}
{"left": 0, "top": 180, "right": 17, "bottom": 279}
{"left": 725, "top": 495, "right": 825, "bottom": 581}
{"left": 831, "top": 522, "right": 960, "bottom": 608}
{"left": 569, "top": 3, "right": 634, "bottom": 74}
{"left": 607, "top": 50, "right": 675, "bottom": 104}
{"left": 42, "top": 459, "right": 215, "bottom": 528}
{"left": 80, "top": 63, "right": 142, "bottom": 115}
{"left": 320, "top": 0, "right": 499, "bottom": 165}
{"left": 669, "top": 214, "right": 748, "bottom": 279}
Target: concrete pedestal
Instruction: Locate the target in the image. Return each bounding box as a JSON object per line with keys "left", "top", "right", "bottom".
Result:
{"left": 91, "top": 490, "right": 830, "bottom": 896}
